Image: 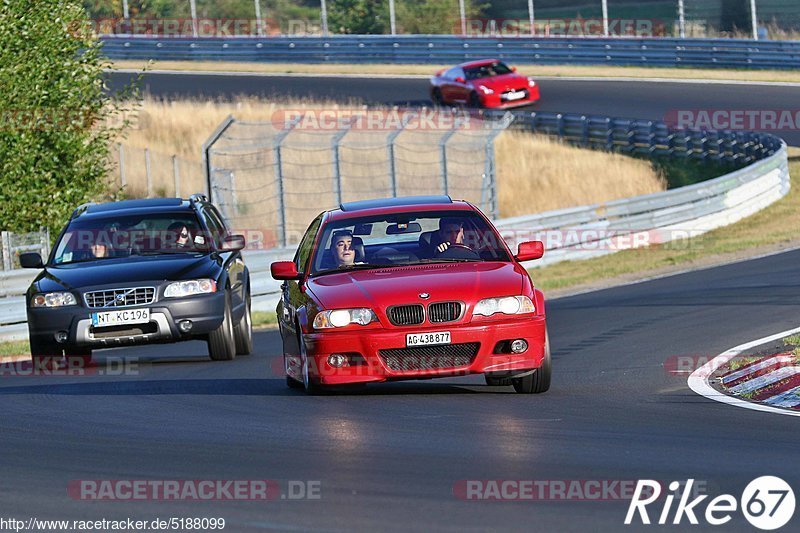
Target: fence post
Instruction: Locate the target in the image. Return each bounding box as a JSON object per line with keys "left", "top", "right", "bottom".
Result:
{"left": 331, "top": 120, "right": 353, "bottom": 206}
{"left": 1, "top": 231, "right": 11, "bottom": 271}
{"left": 145, "top": 148, "right": 152, "bottom": 197}
{"left": 173, "top": 155, "right": 180, "bottom": 197}
{"left": 118, "top": 143, "right": 126, "bottom": 188}
{"left": 40, "top": 227, "right": 49, "bottom": 261}
{"left": 678, "top": 0, "right": 686, "bottom": 38}
{"left": 439, "top": 118, "right": 460, "bottom": 196}
{"left": 483, "top": 112, "right": 514, "bottom": 219}
{"left": 273, "top": 115, "right": 302, "bottom": 248}
{"left": 386, "top": 115, "right": 409, "bottom": 198}
{"left": 202, "top": 115, "right": 236, "bottom": 202}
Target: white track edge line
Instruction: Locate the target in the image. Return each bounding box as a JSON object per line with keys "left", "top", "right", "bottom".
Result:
{"left": 687, "top": 326, "right": 800, "bottom": 417}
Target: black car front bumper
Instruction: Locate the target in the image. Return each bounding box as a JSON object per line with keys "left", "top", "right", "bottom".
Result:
{"left": 27, "top": 292, "right": 225, "bottom": 349}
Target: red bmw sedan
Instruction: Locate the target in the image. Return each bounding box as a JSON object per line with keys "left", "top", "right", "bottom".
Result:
{"left": 430, "top": 59, "right": 540, "bottom": 109}
{"left": 271, "top": 196, "right": 550, "bottom": 394}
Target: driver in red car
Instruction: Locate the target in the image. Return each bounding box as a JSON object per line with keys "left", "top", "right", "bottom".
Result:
{"left": 434, "top": 218, "right": 465, "bottom": 253}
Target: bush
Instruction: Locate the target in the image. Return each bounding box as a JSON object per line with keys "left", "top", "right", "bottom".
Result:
{"left": 328, "top": 0, "right": 388, "bottom": 34}
{"left": 0, "top": 0, "right": 136, "bottom": 233}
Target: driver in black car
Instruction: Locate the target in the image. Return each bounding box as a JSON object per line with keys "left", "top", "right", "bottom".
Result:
{"left": 434, "top": 217, "right": 465, "bottom": 254}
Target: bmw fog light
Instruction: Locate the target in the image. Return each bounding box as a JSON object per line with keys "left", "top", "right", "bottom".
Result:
{"left": 510, "top": 339, "right": 528, "bottom": 353}
{"left": 328, "top": 354, "right": 348, "bottom": 368}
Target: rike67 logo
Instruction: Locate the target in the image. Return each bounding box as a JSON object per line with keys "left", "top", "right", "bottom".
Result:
{"left": 626, "top": 477, "right": 795, "bottom": 530}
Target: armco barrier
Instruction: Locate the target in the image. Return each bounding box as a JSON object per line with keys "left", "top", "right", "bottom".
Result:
{"left": 0, "top": 111, "right": 789, "bottom": 340}
{"left": 101, "top": 35, "right": 800, "bottom": 69}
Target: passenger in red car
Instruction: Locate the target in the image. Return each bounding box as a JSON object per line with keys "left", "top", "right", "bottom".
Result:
{"left": 332, "top": 230, "right": 356, "bottom": 267}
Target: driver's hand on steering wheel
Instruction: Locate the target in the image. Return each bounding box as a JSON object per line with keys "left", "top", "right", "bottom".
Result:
{"left": 436, "top": 241, "right": 451, "bottom": 253}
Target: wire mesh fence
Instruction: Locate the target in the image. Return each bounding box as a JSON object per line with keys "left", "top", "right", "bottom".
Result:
{"left": 109, "top": 144, "right": 205, "bottom": 199}
{"left": 86, "top": 1, "right": 800, "bottom": 39}
{"left": 205, "top": 109, "right": 513, "bottom": 248}
{"left": 0, "top": 229, "right": 50, "bottom": 271}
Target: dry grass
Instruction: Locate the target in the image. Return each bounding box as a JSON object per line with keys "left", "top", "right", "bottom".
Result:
{"left": 114, "top": 60, "right": 800, "bottom": 84}
{"left": 495, "top": 131, "right": 665, "bottom": 217}
{"left": 117, "top": 97, "right": 664, "bottom": 225}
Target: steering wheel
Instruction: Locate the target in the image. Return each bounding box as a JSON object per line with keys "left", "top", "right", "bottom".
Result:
{"left": 434, "top": 243, "right": 480, "bottom": 260}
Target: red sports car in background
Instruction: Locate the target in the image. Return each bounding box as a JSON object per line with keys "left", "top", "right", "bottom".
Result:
{"left": 271, "top": 195, "right": 550, "bottom": 394}
{"left": 430, "top": 59, "right": 540, "bottom": 108}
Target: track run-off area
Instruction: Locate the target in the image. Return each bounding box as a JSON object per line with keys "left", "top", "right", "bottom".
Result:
{"left": 1, "top": 72, "right": 797, "bottom": 531}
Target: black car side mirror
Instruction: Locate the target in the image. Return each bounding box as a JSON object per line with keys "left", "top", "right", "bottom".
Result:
{"left": 19, "top": 252, "right": 44, "bottom": 269}
{"left": 221, "top": 234, "right": 246, "bottom": 251}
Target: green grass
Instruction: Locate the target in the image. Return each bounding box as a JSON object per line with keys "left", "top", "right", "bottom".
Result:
{"left": 531, "top": 156, "right": 800, "bottom": 292}
{"left": 783, "top": 334, "right": 800, "bottom": 363}
{"left": 726, "top": 356, "right": 760, "bottom": 373}
{"left": 252, "top": 311, "right": 279, "bottom": 329}
{"left": 0, "top": 341, "right": 30, "bottom": 359}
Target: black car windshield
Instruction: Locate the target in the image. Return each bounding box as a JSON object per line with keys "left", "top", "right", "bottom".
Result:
{"left": 464, "top": 62, "right": 513, "bottom": 80}
{"left": 309, "top": 210, "right": 511, "bottom": 275}
{"left": 52, "top": 213, "right": 208, "bottom": 265}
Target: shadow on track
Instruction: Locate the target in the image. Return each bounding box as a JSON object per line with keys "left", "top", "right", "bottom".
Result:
{"left": 0, "top": 378, "right": 519, "bottom": 396}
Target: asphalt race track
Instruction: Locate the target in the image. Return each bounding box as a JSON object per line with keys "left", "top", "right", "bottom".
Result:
{"left": 108, "top": 71, "right": 800, "bottom": 145}
{"left": 2, "top": 249, "right": 800, "bottom": 531}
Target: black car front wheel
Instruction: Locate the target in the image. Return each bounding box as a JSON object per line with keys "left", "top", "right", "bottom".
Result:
{"left": 30, "top": 340, "right": 62, "bottom": 370}
{"left": 64, "top": 346, "right": 92, "bottom": 367}
{"left": 208, "top": 291, "right": 236, "bottom": 361}
{"left": 233, "top": 293, "right": 253, "bottom": 355}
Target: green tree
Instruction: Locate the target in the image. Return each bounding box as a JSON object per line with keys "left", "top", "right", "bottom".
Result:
{"left": 328, "top": 0, "right": 388, "bottom": 34}
{"left": 0, "top": 0, "right": 136, "bottom": 232}
{"left": 397, "top": 0, "right": 485, "bottom": 35}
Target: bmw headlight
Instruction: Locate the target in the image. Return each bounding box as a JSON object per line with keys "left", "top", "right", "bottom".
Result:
{"left": 528, "top": 78, "right": 537, "bottom": 87}
{"left": 313, "top": 308, "right": 376, "bottom": 329}
{"left": 478, "top": 85, "right": 494, "bottom": 95}
{"left": 31, "top": 292, "right": 77, "bottom": 308}
{"left": 164, "top": 279, "right": 217, "bottom": 298}
{"left": 473, "top": 296, "right": 535, "bottom": 317}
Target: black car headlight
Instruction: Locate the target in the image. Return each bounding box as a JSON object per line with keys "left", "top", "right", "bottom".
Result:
{"left": 31, "top": 292, "right": 77, "bottom": 308}
{"left": 164, "top": 279, "right": 217, "bottom": 298}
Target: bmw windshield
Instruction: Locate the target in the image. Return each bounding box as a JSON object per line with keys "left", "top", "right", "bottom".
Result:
{"left": 310, "top": 210, "right": 511, "bottom": 275}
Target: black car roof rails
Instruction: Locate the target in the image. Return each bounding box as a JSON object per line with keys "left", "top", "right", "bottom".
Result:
{"left": 70, "top": 202, "right": 96, "bottom": 219}
{"left": 189, "top": 193, "right": 208, "bottom": 205}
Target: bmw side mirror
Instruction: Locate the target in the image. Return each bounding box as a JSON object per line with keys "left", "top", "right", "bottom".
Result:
{"left": 511, "top": 66, "right": 517, "bottom": 72}
{"left": 515, "top": 241, "right": 544, "bottom": 262}
{"left": 271, "top": 261, "right": 301, "bottom": 280}
{"left": 19, "top": 252, "right": 44, "bottom": 269}
{"left": 221, "top": 234, "right": 246, "bottom": 251}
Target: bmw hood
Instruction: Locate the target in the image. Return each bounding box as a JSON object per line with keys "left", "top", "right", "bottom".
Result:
{"left": 306, "top": 262, "right": 527, "bottom": 311}
{"left": 32, "top": 254, "right": 221, "bottom": 293}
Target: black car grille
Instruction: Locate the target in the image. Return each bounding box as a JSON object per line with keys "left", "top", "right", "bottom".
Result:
{"left": 428, "top": 302, "right": 462, "bottom": 323}
{"left": 379, "top": 343, "right": 480, "bottom": 371}
{"left": 388, "top": 304, "right": 425, "bottom": 326}
{"left": 84, "top": 287, "right": 156, "bottom": 309}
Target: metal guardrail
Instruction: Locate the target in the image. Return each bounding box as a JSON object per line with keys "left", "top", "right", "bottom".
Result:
{"left": 101, "top": 35, "right": 800, "bottom": 69}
